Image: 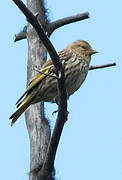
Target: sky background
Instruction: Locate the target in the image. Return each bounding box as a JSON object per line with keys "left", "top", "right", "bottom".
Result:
{"left": 1, "top": 0, "right": 122, "bottom": 180}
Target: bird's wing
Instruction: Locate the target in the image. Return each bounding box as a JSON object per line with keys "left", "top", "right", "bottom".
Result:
{"left": 16, "top": 48, "right": 73, "bottom": 105}
{"left": 16, "top": 62, "right": 53, "bottom": 105}
{"left": 57, "top": 48, "right": 73, "bottom": 62}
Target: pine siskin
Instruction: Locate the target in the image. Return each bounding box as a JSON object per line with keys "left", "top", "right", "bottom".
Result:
{"left": 9, "top": 40, "right": 98, "bottom": 126}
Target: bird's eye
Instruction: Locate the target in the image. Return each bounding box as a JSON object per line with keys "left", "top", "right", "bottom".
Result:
{"left": 82, "top": 46, "right": 86, "bottom": 49}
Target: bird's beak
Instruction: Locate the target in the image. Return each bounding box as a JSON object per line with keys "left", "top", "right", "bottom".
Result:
{"left": 91, "top": 49, "right": 99, "bottom": 55}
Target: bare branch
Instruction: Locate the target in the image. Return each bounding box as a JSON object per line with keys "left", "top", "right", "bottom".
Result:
{"left": 49, "top": 12, "right": 89, "bottom": 35}
{"left": 12, "top": 0, "right": 67, "bottom": 178}
{"left": 89, "top": 62, "right": 116, "bottom": 71}
{"left": 14, "top": 12, "right": 89, "bottom": 41}
{"left": 14, "top": 26, "right": 27, "bottom": 42}
{"left": 12, "top": 0, "right": 62, "bottom": 72}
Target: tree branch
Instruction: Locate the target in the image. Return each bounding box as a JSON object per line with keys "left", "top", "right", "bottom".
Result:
{"left": 49, "top": 12, "right": 89, "bottom": 35}
{"left": 14, "top": 12, "right": 89, "bottom": 42}
{"left": 12, "top": 0, "right": 67, "bottom": 178}
{"left": 14, "top": 26, "right": 27, "bottom": 42}
{"left": 12, "top": 0, "right": 62, "bottom": 72}
{"left": 89, "top": 62, "right": 116, "bottom": 71}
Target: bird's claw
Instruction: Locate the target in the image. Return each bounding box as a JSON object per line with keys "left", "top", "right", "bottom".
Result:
{"left": 52, "top": 110, "right": 69, "bottom": 122}
{"left": 52, "top": 110, "right": 58, "bottom": 115}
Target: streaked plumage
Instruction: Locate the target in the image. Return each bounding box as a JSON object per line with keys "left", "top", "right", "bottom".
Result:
{"left": 9, "top": 40, "right": 98, "bottom": 126}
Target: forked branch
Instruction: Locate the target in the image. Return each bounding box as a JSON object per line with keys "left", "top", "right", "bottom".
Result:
{"left": 14, "top": 12, "right": 89, "bottom": 42}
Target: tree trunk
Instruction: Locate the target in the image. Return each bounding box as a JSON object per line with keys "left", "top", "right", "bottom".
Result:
{"left": 25, "top": 0, "right": 51, "bottom": 180}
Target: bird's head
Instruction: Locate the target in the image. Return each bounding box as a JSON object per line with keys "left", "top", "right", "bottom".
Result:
{"left": 67, "top": 40, "right": 98, "bottom": 56}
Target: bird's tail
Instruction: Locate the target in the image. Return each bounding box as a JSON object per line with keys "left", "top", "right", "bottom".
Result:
{"left": 9, "top": 95, "right": 33, "bottom": 126}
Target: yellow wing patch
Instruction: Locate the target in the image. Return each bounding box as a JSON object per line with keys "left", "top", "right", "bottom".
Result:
{"left": 16, "top": 65, "right": 53, "bottom": 105}
{"left": 27, "top": 66, "right": 52, "bottom": 91}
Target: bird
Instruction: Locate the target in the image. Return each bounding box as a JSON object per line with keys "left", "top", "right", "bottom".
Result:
{"left": 9, "top": 40, "right": 98, "bottom": 126}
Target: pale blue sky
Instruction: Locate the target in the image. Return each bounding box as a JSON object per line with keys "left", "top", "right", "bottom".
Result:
{"left": 1, "top": 0, "right": 122, "bottom": 180}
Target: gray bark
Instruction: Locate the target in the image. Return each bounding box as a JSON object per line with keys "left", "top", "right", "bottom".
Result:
{"left": 25, "top": 0, "right": 51, "bottom": 180}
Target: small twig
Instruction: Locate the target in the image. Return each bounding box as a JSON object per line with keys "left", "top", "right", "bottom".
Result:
{"left": 34, "top": 67, "right": 59, "bottom": 79}
{"left": 89, "top": 62, "right": 116, "bottom": 71}
{"left": 49, "top": 12, "right": 89, "bottom": 35}
{"left": 14, "top": 26, "right": 27, "bottom": 42}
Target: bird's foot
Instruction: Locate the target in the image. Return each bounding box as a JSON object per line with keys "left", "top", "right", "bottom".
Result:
{"left": 52, "top": 110, "right": 69, "bottom": 122}
{"left": 52, "top": 110, "right": 58, "bottom": 115}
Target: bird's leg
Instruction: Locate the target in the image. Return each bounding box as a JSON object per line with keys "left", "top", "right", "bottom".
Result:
{"left": 52, "top": 95, "right": 69, "bottom": 122}
{"left": 52, "top": 110, "right": 58, "bottom": 115}
{"left": 52, "top": 109, "right": 69, "bottom": 122}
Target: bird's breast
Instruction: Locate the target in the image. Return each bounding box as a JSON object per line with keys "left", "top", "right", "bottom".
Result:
{"left": 64, "top": 55, "right": 89, "bottom": 96}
